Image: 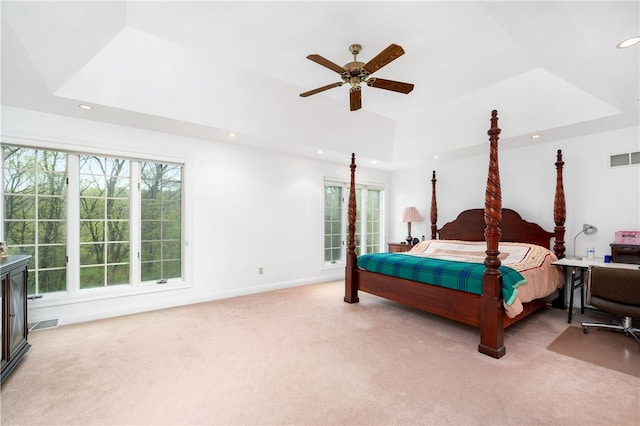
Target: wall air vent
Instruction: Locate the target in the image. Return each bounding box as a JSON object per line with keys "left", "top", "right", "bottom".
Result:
{"left": 610, "top": 152, "right": 640, "bottom": 167}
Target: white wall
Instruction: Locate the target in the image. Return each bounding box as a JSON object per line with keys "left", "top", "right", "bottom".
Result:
{"left": 3, "top": 105, "right": 637, "bottom": 324}
{"left": 1, "top": 107, "right": 389, "bottom": 325}
{"left": 389, "top": 126, "right": 640, "bottom": 261}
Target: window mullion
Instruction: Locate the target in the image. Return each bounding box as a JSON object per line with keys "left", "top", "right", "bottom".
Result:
{"left": 360, "top": 188, "right": 368, "bottom": 251}
{"left": 129, "top": 162, "right": 141, "bottom": 286}
{"left": 379, "top": 189, "right": 386, "bottom": 252}
{"left": 341, "top": 184, "right": 348, "bottom": 261}
{"left": 67, "top": 154, "right": 80, "bottom": 296}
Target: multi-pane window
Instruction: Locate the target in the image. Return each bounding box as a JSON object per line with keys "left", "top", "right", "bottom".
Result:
{"left": 140, "top": 162, "right": 182, "bottom": 282}
{"left": 1, "top": 143, "right": 184, "bottom": 296}
{"left": 324, "top": 185, "right": 343, "bottom": 263}
{"left": 354, "top": 188, "right": 362, "bottom": 255}
{"left": 366, "top": 189, "right": 381, "bottom": 254}
{"left": 2, "top": 147, "right": 67, "bottom": 294}
{"left": 323, "top": 181, "right": 384, "bottom": 265}
{"left": 79, "top": 156, "right": 130, "bottom": 289}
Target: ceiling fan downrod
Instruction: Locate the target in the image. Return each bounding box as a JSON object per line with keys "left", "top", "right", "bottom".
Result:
{"left": 345, "top": 44, "right": 367, "bottom": 88}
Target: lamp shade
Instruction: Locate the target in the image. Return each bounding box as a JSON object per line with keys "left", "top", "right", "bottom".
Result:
{"left": 582, "top": 223, "right": 598, "bottom": 235}
{"left": 401, "top": 207, "right": 423, "bottom": 223}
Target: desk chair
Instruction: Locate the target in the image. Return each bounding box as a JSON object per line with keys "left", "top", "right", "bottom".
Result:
{"left": 581, "top": 266, "right": 640, "bottom": 343}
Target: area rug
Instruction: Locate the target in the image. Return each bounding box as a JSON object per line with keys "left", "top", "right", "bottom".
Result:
{"left": 547, "top": 325, "right": 640, "bottom": 378}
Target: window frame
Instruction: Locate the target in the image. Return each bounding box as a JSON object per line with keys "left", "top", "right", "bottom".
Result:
{"left": 1, "top": 137, "right": 190, "bottom": 303}
{"left": 1, "top": 146, "right": 68, "bottom": 295}
{"left": 322, "top": 178, "right": 385, "bottom": 268}
{"left": 77, "top": 154, "right": 133, "bottom": 289}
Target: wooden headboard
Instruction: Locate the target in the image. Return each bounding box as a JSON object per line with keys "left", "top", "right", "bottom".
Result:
{"left": 438, "top": 208, "right": 554, "bottom": 249}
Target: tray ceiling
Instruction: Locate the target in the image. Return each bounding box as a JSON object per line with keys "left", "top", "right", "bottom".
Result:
{"left": 2, "top": 1, "right": 638, "bottom": 169}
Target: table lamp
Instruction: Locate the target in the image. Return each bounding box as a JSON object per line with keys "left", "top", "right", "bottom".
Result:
{"left": 402, "top": 206, "right": 423, "bottom": 244}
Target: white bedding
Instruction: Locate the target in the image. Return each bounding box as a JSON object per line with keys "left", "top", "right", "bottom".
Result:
{"left": 407, "top": 240, "right": 565, "bottom": 318}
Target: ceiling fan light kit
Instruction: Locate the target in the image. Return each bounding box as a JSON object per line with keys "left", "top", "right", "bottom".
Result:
{"left": 300, "top": 43, "right": 415, "bottom": 111}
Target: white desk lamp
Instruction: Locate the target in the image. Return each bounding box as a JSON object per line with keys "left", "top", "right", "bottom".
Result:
{"left": 572, "top": 223, "right": 598, "bottom": 259}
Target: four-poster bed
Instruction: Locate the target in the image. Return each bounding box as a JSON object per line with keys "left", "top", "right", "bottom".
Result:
{"left": 344, "top": 110, "right": 567, "bottom": 359}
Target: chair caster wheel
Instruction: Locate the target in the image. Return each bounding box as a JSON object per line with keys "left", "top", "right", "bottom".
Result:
{"left": 582, "top": 327, "right": 588, "bottom": 334}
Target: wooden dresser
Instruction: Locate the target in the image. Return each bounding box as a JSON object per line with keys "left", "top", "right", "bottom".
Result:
{"left": 1, "top": 255, "right": 31, "bottom": 383}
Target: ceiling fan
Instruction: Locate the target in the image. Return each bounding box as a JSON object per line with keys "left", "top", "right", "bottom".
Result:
{"left": 300, "top": 43, "right": 414, "bottom": 111}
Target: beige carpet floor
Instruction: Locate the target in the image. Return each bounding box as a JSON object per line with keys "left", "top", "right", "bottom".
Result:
{"left": 1, "top": 280, "right": 639, "bottom": 425}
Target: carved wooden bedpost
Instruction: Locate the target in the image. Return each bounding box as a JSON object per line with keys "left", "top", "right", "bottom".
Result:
{"left": 553, "top": 150, "right": 566, "bottom": 259}
{"left": 479, "top": 110, "right": 506, "bottom": 359}
{"left": 430, "top": 170, "right": 438, "bottom": 239}
{"left": 551, "top": 149, "right": 567, "bottom": 308}
{"left": 344, "top": 153, "right": 359, "bottom": 303}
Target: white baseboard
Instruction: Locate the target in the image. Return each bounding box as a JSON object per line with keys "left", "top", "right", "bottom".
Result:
{"left": 28, "top": 273, "right": 344, "bottom": 327}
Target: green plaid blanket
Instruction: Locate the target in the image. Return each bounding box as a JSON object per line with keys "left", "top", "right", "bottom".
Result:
{"left": 357, "top": 253, "right": 526, "bottom": 305}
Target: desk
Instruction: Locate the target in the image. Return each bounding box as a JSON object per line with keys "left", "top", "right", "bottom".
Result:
{"left": 552, "top": 258, "right": 640, "bottom": 323}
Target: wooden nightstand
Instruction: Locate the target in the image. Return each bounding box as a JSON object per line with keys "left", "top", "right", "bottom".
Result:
{"left": 388, "top": 243, "right": 414, "bottom": 253}
{"left": 610, "top": 243, "right": 640, "bottom": 265}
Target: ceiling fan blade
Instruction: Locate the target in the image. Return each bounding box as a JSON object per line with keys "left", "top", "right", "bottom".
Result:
{"left": 366, "top": 78, "right": 414, "bottom": 94}
{"left": 350, "top": 87, "right": 362, "bottom": 111}
{"left": 306, "top": 54, "right": 346, "bottom": 74}
{"left": 362, "top": 44, "right": 405, "bottom": 75}
{"left": 300, "top": 82, "right": 344, "bottom": 97}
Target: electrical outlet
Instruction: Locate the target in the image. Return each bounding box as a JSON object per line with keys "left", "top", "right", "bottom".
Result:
{"left": 258, "top": 267, "right": 263, "bottom": 275}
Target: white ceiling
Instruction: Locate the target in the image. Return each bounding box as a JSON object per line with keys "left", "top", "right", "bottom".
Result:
{"left": 2, "top": 1, "right": 638, "bottom": 170}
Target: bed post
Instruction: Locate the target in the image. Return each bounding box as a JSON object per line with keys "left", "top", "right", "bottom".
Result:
{"left": 430, "top": 170, "right": 438, "bottom": 239}
{"left": 553, "top": 149, "right": 566, "bottom": 259}
{"left": 479, "top": 110, "right": 506, "bottom": 359}
{"left": 552, "top": 149, "right": 567, "bottom": 308}
{"left": 344, "top": 153, "right": 359, "bottom": 303}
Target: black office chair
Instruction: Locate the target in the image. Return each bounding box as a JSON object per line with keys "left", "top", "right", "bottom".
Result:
{"left": 581, "top": 266, "right": 640, "bottom": 343}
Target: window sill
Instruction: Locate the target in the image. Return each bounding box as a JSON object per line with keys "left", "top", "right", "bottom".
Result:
{"left": 321, "top": 262, "right": 345, "bottom": 271}
{"left": 27, "top": 280, "right": 192, "bottom": 309}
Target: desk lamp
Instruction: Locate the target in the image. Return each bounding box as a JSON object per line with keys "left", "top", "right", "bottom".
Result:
{"left": 572, "top": 223, "right": 598, "bottom": 259}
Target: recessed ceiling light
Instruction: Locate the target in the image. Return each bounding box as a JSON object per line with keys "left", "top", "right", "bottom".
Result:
{"left": 531, "top": 134, "right": 541, "bottom": 139}
{"left": 371, "top": 160, "right": 377, "bottom": 165}
{"left": 228, "top": 132, "right": 237, "bottom": 137}
{"left": 78, "top": 104, "right": 93, "bottom": 110}
{"left": 433, "top": 155, "right": 439, "bottom": 159}
{"left": 317, "top": 149, "right": 323, "bottom": 154}
{"left": 617, "top": 36, "right": 640, "bottom": 48}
